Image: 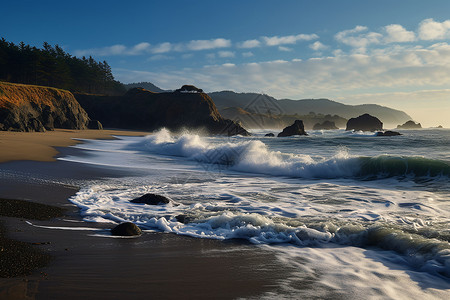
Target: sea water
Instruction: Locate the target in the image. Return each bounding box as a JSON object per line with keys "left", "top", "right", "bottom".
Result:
{"left": 60, "top": 128, "right": 450, "bottom": 298}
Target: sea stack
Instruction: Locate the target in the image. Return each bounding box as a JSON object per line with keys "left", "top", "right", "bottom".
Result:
{"left": 278, "top": 120, "right": 307, "bottom": 137}
{"left": 397, "top": 120, "right": 422, "bottom": 129}
{"left": 346, "top": 114, "right": 383, "bottom": 131}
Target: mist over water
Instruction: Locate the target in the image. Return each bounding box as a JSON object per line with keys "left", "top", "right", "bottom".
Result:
{"left": 60, "top": 128, "right": 450, "bottom": 298}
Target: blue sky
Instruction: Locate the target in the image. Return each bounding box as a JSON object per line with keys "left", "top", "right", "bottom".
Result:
{"left": 2, "top": 0, "right": 450, "bottom": 126}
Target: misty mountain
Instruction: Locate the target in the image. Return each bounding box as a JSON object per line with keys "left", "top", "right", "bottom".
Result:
{"left": 209, "top": 91, "right": 412, "bottom": 127}
{"left": 220, "top": 106, "right": 347, "bottom": 129}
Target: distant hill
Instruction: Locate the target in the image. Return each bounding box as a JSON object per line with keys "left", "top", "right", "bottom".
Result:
{"left": 220, "top": 106, "right": 347, "bottom": 129}
{"left": 124, "top": 82, "right": 169, "bottom": 93}
{"left": 209, "top": 91, "right": 412, "bottom": 127}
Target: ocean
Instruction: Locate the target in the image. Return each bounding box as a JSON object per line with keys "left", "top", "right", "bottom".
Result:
{"left": 60, "top": 128, "right": 450, "bottom": 298}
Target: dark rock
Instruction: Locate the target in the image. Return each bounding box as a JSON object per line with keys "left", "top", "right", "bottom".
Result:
{"left": 75, "top": 86, "right": 250, "bottom": 136}
{"left": 397, "top": 120, "right": 422, "bottom": 129}
{"left": 278, "top": 120, "right": 307, "bottom": 137}
{"left": 313, "top": 120, "right": 338, "bottom": 130}
{"left": 219, "top": 119, "right": 251, "bottom": 136}
{"left": 87, "top": 119, "right": 103, "bottom": 130}
{"left": 437, "top": 125, "right": 443, "bottom": 128}
{"left": 111, "top": 222, "right": 142, "bottom": 236}
{"left": 0, "top": 82, "right": 90, "bottom": 132}
{"left": 265, "top": 133, "right": 275, "bottom": 137}
{"left": 175, "top": 85, "right": 203, "bottom": 93}
{"left": 346, "top": 114, "right": 383, "bottom": 131}
{"left": 130, "top": 193, "right": 171, "bottom": 205}
{"left": 375, "top": 130, "right": 402, "bottom": 136}
{"left": 175, "top": 214, "right": 191, "bottom": 224}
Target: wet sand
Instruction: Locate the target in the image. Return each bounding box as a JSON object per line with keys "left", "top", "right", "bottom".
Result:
{"left": 0, "top": 134, "right": 290, "bottom": 299}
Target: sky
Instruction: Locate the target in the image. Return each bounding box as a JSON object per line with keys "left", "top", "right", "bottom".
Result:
{"left": 2, "top": 0, "right": 450, "bottom": 127}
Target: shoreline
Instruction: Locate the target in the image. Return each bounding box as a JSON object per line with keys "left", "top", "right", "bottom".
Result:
{"left": 0, "top": 129, "right": 151, "bottom": 163}
{"left": 0, "top": 133, "right": 289, "bottom": 299}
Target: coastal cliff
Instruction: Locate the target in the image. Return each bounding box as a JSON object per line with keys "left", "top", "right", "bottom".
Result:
{"left": 75, "top": 87, "right": 249, "bottom": 136}
{"left": 0, "top": 82, "right": 90, "bottom": 131}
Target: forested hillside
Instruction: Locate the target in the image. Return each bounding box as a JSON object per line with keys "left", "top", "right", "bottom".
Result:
{"left": 0, "top": 38, "right": 125, "bottom": 95}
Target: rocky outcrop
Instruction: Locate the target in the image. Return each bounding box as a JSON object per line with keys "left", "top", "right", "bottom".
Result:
{"left": 278, "top": 120, "right": 307, "bottom": 137}
{"left": 375, "top": 130, "right": 402, "bottom": 136}
{"left": 130, "top": 193, "right": 171, "bottom": 205}
{"left": 313, "top": 120, "right": 338, "bottom": 130}
{"left": 111, "top": 222, "right": 142, "bottom": 236}
{"left": 265, "top": 133, "right": 275, "bottom": 137}
{"left": 0, "top": 82, "right": 90, "bottom": 132}
{"left": 75, "top": 86, "right": 250, "bottom": 136}
{"left": 175, "top": 85, "right": 203, "bottom": 93}
{"left": 346, "top": 114, "right": 383, "bottom": 131}
{"left": 397, "top": 120, "right": 422, "bottom": 129}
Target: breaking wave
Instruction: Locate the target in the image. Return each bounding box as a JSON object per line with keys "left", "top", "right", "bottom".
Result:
{"left": 130, "top": 129, "right": 450, "bottom": 180}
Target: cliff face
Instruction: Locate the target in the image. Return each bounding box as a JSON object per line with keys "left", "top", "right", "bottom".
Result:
{"left": 0, "top": 82, "right": 89, "bottom": 131}
{"left": 75, "top": 87, "right": 249, "bottom": 136}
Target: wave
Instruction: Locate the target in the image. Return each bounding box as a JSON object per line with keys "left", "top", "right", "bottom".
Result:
{"left": 358, "top": 156, "right": 450, "bottom": 178}
{"left": 129, "top": 129, "right": 450, "bottom": 180}
{"left": 69, "top": 185, "right": 450, "bottom": 278}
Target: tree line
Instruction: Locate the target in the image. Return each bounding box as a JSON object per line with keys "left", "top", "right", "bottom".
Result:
{"left": 0, "top": 38, "right": 125, "bottom": 95}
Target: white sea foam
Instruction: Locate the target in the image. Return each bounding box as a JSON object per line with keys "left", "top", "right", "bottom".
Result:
{"left": 68, "top": 176, "right": 450, "bottom": 279}
{"left": 125, "top": 128, "right": 361, "bottom": 179}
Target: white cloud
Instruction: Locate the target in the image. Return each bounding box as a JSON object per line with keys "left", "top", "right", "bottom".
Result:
{"left": 418, "top": 18, "right": 450, "bottom": 40}
{"left": 105, "top": 45, "right": 128, "bottom": 55}
{"left": 278, "top": 46, "right": 293, "bottom": 52}
{"left": 151, "top": 42, "right": 172, "bottom": 54}
{"left": 147, "top": 54, "right": 173, "bottom": 61}
{"left": 186, "top": 38, "right": 231, "bottom": 51}
{"left": 218, "top": 51, "right": 235, "bottom": 58}
{"left": 384, "top": 24, "right": 415, "bottom": 43}
{"left": 242, "top": 51, "right": 254, "bottom": 57}
{"left": 309, "top": 41, "right": 328, "bottom": 51}
{"left": 74, "top": 38, "right": 231, "bottom": 57}
{"left": 130, "top": 42, "right": 151, "bottom": 54}
{"left": 262, "top": 33, "right": 318, "bottom": 46}
{"left": 335, "top": 26, "right": 382, "bottom": 48}
{"left": 74, "top": 44, "right": 127, "bottom": 57}
{"left": 238, "top": 39, "right": 261, "bottom": 48}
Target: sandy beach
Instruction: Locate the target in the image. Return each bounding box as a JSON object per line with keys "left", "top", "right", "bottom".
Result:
{"left": 0, "top": 129, "right": 153, "bottom": 163}
{"left": 0, "top": 130, "right": 288, "bottom": 299}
